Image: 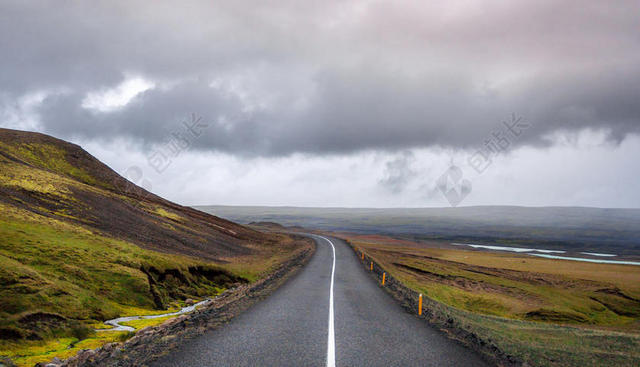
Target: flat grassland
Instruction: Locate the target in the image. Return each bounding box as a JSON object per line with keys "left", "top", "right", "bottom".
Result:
{"left": 346, "top": 234, "right": 640, "bottom": 367}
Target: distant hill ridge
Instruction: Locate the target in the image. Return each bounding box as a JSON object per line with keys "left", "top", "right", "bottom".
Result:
{"left": 199, "top": 205, "right": 640, "bottom": 255}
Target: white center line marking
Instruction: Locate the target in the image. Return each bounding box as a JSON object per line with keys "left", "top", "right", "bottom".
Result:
{"left": 317, "top": 235, "right": 336, "bottom": 367}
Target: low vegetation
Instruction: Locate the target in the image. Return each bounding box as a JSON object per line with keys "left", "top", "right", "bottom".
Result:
{"left": 346, "top": 234, "right": 640, "bottom": 366}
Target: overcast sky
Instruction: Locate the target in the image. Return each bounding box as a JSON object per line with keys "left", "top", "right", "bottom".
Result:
{"left": 1, "top": 0, "right": 639, "bottom": 208}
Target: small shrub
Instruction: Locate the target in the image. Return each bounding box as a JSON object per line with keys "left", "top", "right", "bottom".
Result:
{"left": 70, "top": 324, "right": 92, "bottom": 341}
{"left": 116, "top": 331, "right": 135, "bottom": 342}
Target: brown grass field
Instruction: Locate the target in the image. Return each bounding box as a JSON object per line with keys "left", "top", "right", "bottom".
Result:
{"left": 341, "top": 233, "right": 640, "bottom": 366}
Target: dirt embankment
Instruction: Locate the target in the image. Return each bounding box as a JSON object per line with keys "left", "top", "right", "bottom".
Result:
{"left": 35, "top": 240, "right": 315, "bottom": 367}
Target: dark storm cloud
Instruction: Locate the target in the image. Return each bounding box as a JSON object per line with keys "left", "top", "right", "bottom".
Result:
{"left": 1, "top": 0, "right": 639, "bottom": 156}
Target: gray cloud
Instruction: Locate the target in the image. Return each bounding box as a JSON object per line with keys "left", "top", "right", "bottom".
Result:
{"left": 1, "top": 0, "right": 639, "bottom": 157}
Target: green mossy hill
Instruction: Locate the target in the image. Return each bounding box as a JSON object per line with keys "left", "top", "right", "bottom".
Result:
{"left": 0, "top": 205, "right": 242, "bottom": 342}
{"left": 0, "top": 128, "right": 270, "bottom": 263}
{"left": 0, "top": 128, "right": 305, "bottom": 349}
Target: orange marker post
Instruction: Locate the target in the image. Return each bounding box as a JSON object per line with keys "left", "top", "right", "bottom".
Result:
{"left": 361, "top": 252, "right": 365, "bottom": 260}
{"left": 382, "top": 272, "right": 386, "bottom": 285}
{"left": 418, "top": 294, "right": 423, "bottom": 316}
{"left": 370, "top": 262, "right": 373, "bottom": 271}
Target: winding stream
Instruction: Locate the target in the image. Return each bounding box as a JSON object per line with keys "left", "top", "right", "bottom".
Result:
{"left": 97, "top": 299, "right": 211, "bottom": 332}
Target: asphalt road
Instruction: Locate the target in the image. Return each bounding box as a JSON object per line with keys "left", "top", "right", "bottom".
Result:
{"left": 152, "top": 235, "right": 489, "bottom": 367}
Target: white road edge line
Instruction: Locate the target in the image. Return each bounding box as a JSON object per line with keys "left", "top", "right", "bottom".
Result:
{"left": 316, "top": 235, "right": 336, "bottom": 367}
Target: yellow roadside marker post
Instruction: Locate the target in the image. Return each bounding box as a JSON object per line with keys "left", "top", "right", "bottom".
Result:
{"left": 361, "top": 252, "right": 364, "bottom": 260}
{"left": 382, "top": 272, "right": 386, "bottom": 286}
{"left": 418, "top": 294, "right": 423, "bottom": 316}
{"left": 370, "top": 262, "right": 373, "bottom": 271}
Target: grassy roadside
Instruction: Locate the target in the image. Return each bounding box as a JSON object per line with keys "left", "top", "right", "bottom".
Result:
{"left": 343, "top": 234, "right": 640, "bottom": 366}
{"left": 2, "top": 333, "right": 127, "bottom": 367}
{"left": 0, "top": 213, "right": 307, "bottom": 367}
{"left": 0, "top": 203, "right": 306, "bottom": 366}
{"left": 2, "top": 312, "right": 186, "bottom": 367}
{"left": 0, "top": 204, "right": 230, "bottom": 366}
{"left": 0, "top": 200, "right": 304, "bottom": 366}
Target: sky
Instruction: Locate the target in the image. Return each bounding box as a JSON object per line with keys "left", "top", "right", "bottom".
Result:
{"left": 1, "top": 0, "right": 639, "bottom": 208}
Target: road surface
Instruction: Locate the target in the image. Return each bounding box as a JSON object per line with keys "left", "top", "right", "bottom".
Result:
{"left": 152, "top": 235, "right": 488, "bottom": 367}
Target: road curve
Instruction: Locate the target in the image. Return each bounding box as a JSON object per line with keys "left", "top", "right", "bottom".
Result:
{"left": 152, "top": 235, "right": 488, "bottom": 367}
